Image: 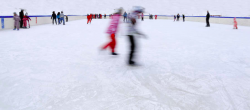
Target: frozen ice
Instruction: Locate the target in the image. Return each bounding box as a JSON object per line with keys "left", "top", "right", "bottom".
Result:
{"left": 0, "top": 19, "right": 250, "bottom": 110}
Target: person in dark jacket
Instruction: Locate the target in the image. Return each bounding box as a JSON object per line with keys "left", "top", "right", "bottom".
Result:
{"left": 19, "top": 9, "right": 24, "bottom": 28}
{"left": 66, "top": 15, "right": 68, "bottom": 22}
{"left": 104, "top": 14, "right": 106, "bottom": 19}
{"left": 51, "top": 11, "right": 57, "bottom": 25}
{"left": 177, "top": 13, "right": 180, "bottom": 21}
{"left": 183, "top": 14, "right": 185, "bottom": 22}
{"left": 206, "top": 11, "right": 210, "bottom": 27}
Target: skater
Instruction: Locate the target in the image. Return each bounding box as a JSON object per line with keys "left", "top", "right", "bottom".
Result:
{"left": 123, "top": 11, "right": 127, "bottom": 22}
{"left": 183, "top": 14, "right": 185, "bottom": 22}
{"left": 60, "top": 11, "right": 65, "bottom": 25}
{"left": 177, "top": 13, "right": 180, "bottom": 21}
{"left": 155, "top": 15, "right": 157, "bottom": 19}
{"left": 22, "top": 13, "right": 31, "bottom": 28}
{"left": 66, "top": 15, "right": 68, "bottom": 22}
{"left": 57, "top": 12, "right": 61, "bottom": 24}
{"left": 13, "top": 12, "right": 21, "bottom": 31}
{"left": 101, "top": 8, "right": 123, "bottom": 55}
{"left": 19, "top": 9, "right": 24, "bottom": 28}
{"left": 174, "top": 15, "right": 176, "bottom": 21}
{"left": 141, "top": 13, "right": 144, "bottom": 21}
{"left": 234, "top": 17, "right": 238, "bottom": 29}
{"left": 104, "top": 14, "right": 106, "bottom": 19}
{"left": 127, "top": 6, "right": 146, "bottom": 65}
{"left": 51, "top": 11, "right": 57, "bottom": 25}
{"left": 87, "top": 14, "right": 91, "bottom": 24}
{"left": 206, "top": 11, "right": 210, "bottom": 27}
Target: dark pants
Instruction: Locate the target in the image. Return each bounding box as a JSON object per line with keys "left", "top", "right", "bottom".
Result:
{"left": 52, "top": 18, "right": 57, "bottom": 25}
{"left": 58, "top": 18, "right": 60, "bottom": 24}
{"left": 206, "top": 19, "right": 210, "bottom": 26}
{"left": 142, "top": 17, "right": 144, "bottom": 21}
{"left": 183, "top": 18, "right": 185, "bottom": 22}
{"left": 128, "top": 35, "right": 135, "bottom": 63}
{"left": 177, "top": 18, "right": 179, "bottom": 21}
{"left": 124, "top": 17, "right": 127, "bottom": 22}
{"left": 20, "top": 17, "right": 23, "bottom": 28}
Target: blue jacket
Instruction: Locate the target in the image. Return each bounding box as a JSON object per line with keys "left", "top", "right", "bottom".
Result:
{"left": 123, "top": 12, "right": 127, "bottom": 17}
{"left": 57, "top": 15, "right": 60, "bottom": 18}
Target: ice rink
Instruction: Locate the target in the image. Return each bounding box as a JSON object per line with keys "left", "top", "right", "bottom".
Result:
{"left": 1, "top": 19, "right": 250, "bottom": 110}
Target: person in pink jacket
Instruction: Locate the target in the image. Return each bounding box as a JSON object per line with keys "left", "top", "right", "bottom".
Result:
{"left": 234, "top": 17, "right": 238, "bottom": 29}
{"left": 22, "top": 13, "right": 31, "bottom": 28}
{"left": 101, "top": 8, "right": 123, "bottom": 55}
{"left": 13, "top": 12, "right": 21, "bottom": 30}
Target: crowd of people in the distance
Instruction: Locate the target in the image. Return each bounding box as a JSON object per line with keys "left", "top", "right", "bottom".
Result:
{"left": 51, "top": 11, "right": 68, "bottom": 25}
{"left": 13, "top": 9, "right": 31, "bottom": 31}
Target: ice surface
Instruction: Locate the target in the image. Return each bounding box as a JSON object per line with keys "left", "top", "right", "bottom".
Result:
{"left": 0, "top": 19, "right": 250, "bottom": 110}
{"left": 0, "top": 0, "right": 250, "bottom": 16}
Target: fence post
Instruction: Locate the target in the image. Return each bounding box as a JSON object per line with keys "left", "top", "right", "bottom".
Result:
{"left": 1, "top": 18, "right": 4, "bottom": 29}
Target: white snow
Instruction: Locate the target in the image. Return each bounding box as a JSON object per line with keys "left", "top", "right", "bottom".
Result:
{"left": 0, "top": 19, "right": 250, "bottom": 110}
{"left": 0, "top": 0, "right": 250, "bottom": 16}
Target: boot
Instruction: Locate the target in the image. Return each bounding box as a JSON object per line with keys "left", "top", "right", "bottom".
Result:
{"left": 111, "top": 52, "right": 118, "bottom": 55}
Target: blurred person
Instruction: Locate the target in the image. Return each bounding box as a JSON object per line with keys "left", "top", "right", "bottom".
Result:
{"left": 22, "top": 13, "right": 31, "bottom": 28}
{"left": 127, "top": 6, "right": 146, "bottom": 65}
{"left": 57, "top": 12, "right": 61, "bottom": 24}
{"left": 19, "top": 9, "right": 24, "bottom": 28}
{"left": 60, "top": 11, "right": 65, "bottom": 25}
{"left": 234, "top": 17, "right": 238, "bottom": 29}
{"left": 104, "top": 14, "right": 106, "bottom": 19}
{"left": 13, "top": 12, "right": 21, "bottom": 31}
{"left": 206, "top": 11, "right": 210, "bottom": 27}
{"left": 183, "top": 14, "right": 185, "bottom": 22}
{"left": 87, "top": 14, "right": 91, "bottom": 24}
{"left": 90, "top": 14, "right": 93, "bottom": 20}
{"left": 155, "top": 15, "right": 157, "bottom": 19}
{"left": 174, "top": 15, "right": 176, "bottom": 21}
{"left": 123, "top": 11, "right": 127, "bottom": 22}
{"left": 51, "top": 11, "right": 57, "bottom": 25}
{"left": 141, "top": 13, "right": 144, "bottom": 21}
{"left": 177, "top": 13, "right": 180, "bottom": 21}
{"left": 66, "top": 15, "right": 68, "bottom": 22}
{"left": 101, "top": 8, "right": 123, "bottom": 55}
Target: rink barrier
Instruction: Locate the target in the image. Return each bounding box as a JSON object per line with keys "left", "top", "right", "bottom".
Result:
{"left": 0, "top": 15, "right": 86, "bottom": 30}
{"left": 1, "top": 15, "right": 250, "bottom": 29}
{"left": 151, "top": 15, "right": 250, "bottom": 26}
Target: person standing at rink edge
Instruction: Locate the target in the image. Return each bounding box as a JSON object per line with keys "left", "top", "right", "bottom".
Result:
{"left": 19, "top": 9, "right": 24, "bottom": 28}
{"left": 183, "top": 14, "right": 185, "bottom": 22}
{"left": 60, "top": 11, "right": 65, "bottom": 25}
{"left": 101, "top": 8, "right": 123, "bottom": 55}
{"left": 13, "top": 12, "right": 21, "bottom": 31}
{"left": 206, "top": 11, "right": 210, "bottom": 27}
{"left": 141, "top": 13, "right": 144, "bottom": 21}
{"left": 177, "top": 13, "right": 180, "bottom": 21}
{"left": 57, "top": 12, "right": 61, "bottom": 24}
{"left": 123, "top": 11, "right": 127, "bottom": 22}
{"left": 51, "top": 11, "right": 57, "bottom": 25}
{"left": 127, "top": 6, "right": 146, "bottom": 65}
